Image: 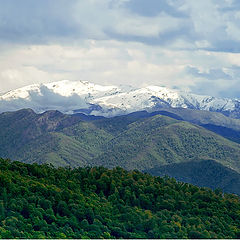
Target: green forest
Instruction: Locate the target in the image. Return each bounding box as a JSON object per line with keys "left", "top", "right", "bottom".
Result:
{"left": 2, "top": 109, "right": 240, "bottom": 173}
{"left": 0, "top": 158, "right": 240, "bottom": 238}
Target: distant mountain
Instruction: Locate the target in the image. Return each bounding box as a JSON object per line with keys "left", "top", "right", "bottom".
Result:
{"left": 1, "top": 80, "right": 240, "bottom": 118}
{"left": 145, "top": 160, "right": 240, "bottom": 195}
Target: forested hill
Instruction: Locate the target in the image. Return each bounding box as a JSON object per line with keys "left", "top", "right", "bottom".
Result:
{"left": 0, "top": 159, "right": 240, "bottom": 238}
{"left": 2, "top": 108, "right": 240, "bottom": 174}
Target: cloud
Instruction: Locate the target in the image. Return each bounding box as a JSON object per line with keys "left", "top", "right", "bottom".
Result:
{"left": 0, "top": 0, "right": 240, "bottom": 99}
{"left": 123, "top": 0, "right": 188, "bottom": 18}
{"left": 186, "top": 66, "right": 233, "bottom": 80}
{"left": 186, "top": 63, "right": 240, "bottom": 98}
{"left": 0, "top": 41, "right": 191, "bottom": 92}
{"left": 0, "top": 84, "right": 90, "bottom": 113}
{"left": 29, "top": 85, "right": 89, "bottom": 111}
{"left": 0, "top": 0, "right": 81, "bottom": 44}
{"left": 190, "top": 78, "right": 240, "bottom": 99}
{"left": 1, "top": 40, "right": 240, "bottom": 98}
{"left": 1, "top": 0, "right": 240, "bottom": 51}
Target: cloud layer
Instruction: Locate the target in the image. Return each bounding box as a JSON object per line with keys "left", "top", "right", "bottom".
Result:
{"left": 0, "top": 0, "right": 240, "bottom": 98}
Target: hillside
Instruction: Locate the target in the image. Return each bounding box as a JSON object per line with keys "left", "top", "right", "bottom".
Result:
{"left": 0, "top": 109, "right": 97, "bottom": 167}
{"left": 1, "top": 109, "right": 240, "bottom": 174}
{"left": 149, "top": 107, "right": 240, "bottom": 131}
{"left": 0, "top": 159, "right": 240, "bottom": 238}
{"left": 146, "top": 160, "right": 240, "bottom": 195}
{"left": 201, "top": 124, "right": 240, "bottom": 144}
{"left": 93, "top": 114, "right": 240, "bottom": 172}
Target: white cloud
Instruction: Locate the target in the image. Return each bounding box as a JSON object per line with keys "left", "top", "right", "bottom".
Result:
{"left": 1, "top": 0, "right": 240, "bottom": 98}
{"left": 0, "top": 40, "right": 234, "bottom": 97}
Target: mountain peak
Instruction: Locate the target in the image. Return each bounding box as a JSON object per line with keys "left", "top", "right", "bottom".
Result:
{"left": 0, "top": 80, "right": 240, "bottom": 118}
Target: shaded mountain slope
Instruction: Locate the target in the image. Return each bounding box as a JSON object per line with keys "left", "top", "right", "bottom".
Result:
{"left": 93, "top": 115, "right": 240, "bottom": 172}
{"left": 0, "top": 109, "right": 107, "bottom": 166}
{"left": 201, "top": 124, "right": 240, "bottom": 144}
{"left": 148, "top": 108, "right": 240, "bottom": 144}
{"left": 145, "top": 160, "right": 240, "bottom": 195}
{"left": 151, "top": 107, "right": 240, "bottom": 131}
{"left": 14, "top": 132, "right": 96, "bottom": 167}
{"left": 1, "top": 109, "right": 240, "bottom": 175}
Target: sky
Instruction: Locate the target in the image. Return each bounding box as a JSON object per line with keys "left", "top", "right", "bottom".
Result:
{"left": 0, "top": 0, "right": 240, "bottom": 98}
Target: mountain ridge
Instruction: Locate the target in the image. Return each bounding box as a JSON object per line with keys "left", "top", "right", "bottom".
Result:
{"left": 1, "top": 108, "right": 240, "bottom": 173}
{"left": 1, "top": 80, "right": 240, "bottom": 118}
{"left": 1, "top": 108, "right": 240, "bottom": 195}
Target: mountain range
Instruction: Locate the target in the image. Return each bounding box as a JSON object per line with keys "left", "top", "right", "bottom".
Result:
{"left": 1, "top": 80, "right": 240, "bottom": 195}
{"left": 1, "top": 107, "right": 240, "bottom": 195}
{"left": 1, "top": 80, "right": 240, "bottom": 118}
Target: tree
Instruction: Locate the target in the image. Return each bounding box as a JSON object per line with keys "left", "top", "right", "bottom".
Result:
{"left": 0, "top": 200, "right": 5, "bottom": 220}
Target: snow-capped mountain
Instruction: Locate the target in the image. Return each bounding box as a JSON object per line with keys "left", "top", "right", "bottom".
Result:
{"left": 1, "top": 80, "right": 240, "bottom": 118}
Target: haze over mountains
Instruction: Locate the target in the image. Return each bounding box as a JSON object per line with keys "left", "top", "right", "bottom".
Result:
{"left": 1, "top": 80, "right": 240, "bottom": 118}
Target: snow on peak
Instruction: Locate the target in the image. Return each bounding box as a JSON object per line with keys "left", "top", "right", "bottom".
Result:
{"left": 0, "top": 80, "right": 239, "bottom": 117}
{"left": 44, "top": 80, "right": 120, "bottom": 98}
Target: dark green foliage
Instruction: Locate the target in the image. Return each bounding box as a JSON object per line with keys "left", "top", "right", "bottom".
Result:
{"left": 0, "top": 159, "right": 240, "bottom": 238}
{"left": 145, "top": 160, "right": 240, "bottom": 195}
{"left": 201, "top": 124, "right": 240, "bottom": 144}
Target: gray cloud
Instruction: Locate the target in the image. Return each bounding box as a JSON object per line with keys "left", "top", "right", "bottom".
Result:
{"left": 186, "top": 66, "right": 233, "bottom": 80}
{"left": 190, "top": 80, "right": 240, "bottom": 99}
{"left": 123, "top": 0, "right": 188, "bottom": 18}
{"left": 1, "top": 0, "right": 240, "bottom": 52}
{"left": 188, "top": 64, "right": 240, "bottom": 98}
{"left": 0, "top": 0, "right": 81, "bottom": 44}
{"left": 202, "top": 41, "right": 240, "bottom": 53}
{"left": 1, "top": 0, "right": 240, "bottom": 99}
{"left": 105, "top": 22, "right": 196, "bottom": 47}
{"left": 219, "top": 0, "right": 240, "bottom": 12}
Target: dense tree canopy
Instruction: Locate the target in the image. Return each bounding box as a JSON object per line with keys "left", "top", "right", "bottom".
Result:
{"left": 0, "top": 158, "right": 240, "bottom": 238}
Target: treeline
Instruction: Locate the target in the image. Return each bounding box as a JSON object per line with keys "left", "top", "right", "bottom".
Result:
{"left": 0, "top": 158, "right": 240, "bottom": 238}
